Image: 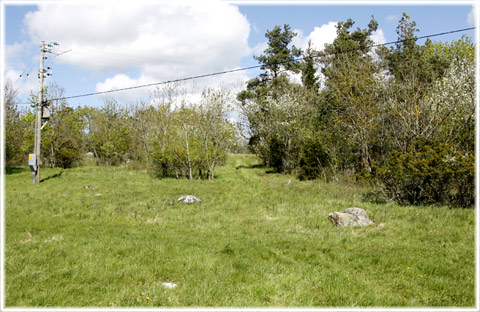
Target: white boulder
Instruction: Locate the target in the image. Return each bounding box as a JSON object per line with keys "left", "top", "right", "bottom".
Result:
{"left": 178, "top": 195, "right": 202, "bottom": 203}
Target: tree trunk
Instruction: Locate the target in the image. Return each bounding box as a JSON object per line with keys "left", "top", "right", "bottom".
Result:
{"left": 184, "top": 132, "right": 193, "bottom": 181}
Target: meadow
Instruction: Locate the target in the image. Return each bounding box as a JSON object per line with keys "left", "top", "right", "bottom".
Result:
{"left": 4, "top": 154, "right": 475, "bottom": 307}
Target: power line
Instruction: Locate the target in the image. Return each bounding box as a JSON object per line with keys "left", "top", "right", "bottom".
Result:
{"left": 372, "top": 26, "right": 476, "bottom": 50}
{"left": 12, "top": 57, "right": 38, "bottom": 85}
{"left": 13, "top": 26, "right": 476, "bottom": 104}
{"left": 53, "top": 64, "right": 263, "bottom": 101}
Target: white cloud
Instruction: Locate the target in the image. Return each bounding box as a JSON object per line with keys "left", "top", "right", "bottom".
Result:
{"left": 304, "top": 22, "right": 338, "bottom": 51}
{"left": 369, "top": 29, "right": 386, "bottom": 61}
{"left": 288, "top": 72, "right": 302, "bottom": 85}
{"left": 4, "top": 41, "right": 39, "bottom": 98}
{"left": 4, "top": 68, "right": 38, "bottom": 99}
{"left": 252, "top": 41, "right": 268, "bottom": 56}
{"left": 95, "top": 69, "right": 249, "bottom": 104}
{"left": 467, "top": 6, "right": 476, "bottom": 26}
{"left": 94, "top": 73, "right": 153, "bottom": 103}
{"left": 371, "top": 29, "right": 386, "bottom": 45}
{"left": 292, "top": 22, "right": 338, "bottom": 52}
{"left": 22, "top": 0, "right": 251, "bottom": 101}
{"left": 385, "top": 14, "right": 398, "bottom": 23}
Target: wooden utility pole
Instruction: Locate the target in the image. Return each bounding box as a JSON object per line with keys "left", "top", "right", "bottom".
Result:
{"left": 33, "top": 41, "right": 45, "bottom": 183}
{"left": 30, "top": 41, "right": 58, "bottom": 183}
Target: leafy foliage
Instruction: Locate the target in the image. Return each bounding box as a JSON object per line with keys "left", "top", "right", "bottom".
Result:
{"left": 238, "top": 15, "right": 474, "bottom": 207}
{"left": 377, "top": 138, "right": 474, "bottom": 207}
{"left": 298, "top": 137, "right": 330, "bottom": 181}
{"left": 150, "top": 88, "right": 237, "bottom": 180}
{"left": 4, "top": 80, "right": 29, "bottom": 167}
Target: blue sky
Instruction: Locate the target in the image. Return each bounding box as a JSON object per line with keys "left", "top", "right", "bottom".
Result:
{"left": 2, "top": 1, "right": 477, "bottom": 108}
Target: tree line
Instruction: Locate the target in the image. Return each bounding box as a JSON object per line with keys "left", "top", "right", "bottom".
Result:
{"left": 5, "top": 13, "right": 475, "bottom": 206}
{"left": 237, "top": 13, "right": 475, "bottom": 207}
{"left": 5, "top": 82, "right": 238, "bottom": 180}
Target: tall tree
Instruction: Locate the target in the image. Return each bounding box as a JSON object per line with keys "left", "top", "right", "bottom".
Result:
{"left": 320, "top": 17, "right": 380, "bottom": 173}
{"left": 87, "top": 98, "right": 132, "bottom": 166}
{"left": 238, "top": 24, "right": 301, "bottom": 105}
{"left": 4, "top": 80, "right": 28, "bottom": 167}
{"left": 301, "top": 40, "right": 320, "bottom": 92}
{"left": 378, "top": 13, "right": 451, "bottom": 152}
{"left": 41, "top": 83, "right": 85, "bottom": 168}
{"left": 196, "top": 88, "right": 236, "bottom": 180}
{"left": 237, "top": 24, "right": 303, "bottom": 168}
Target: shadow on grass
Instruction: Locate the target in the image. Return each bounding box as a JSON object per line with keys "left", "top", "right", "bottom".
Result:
{"left": 40, "top": 170, "right": 63, "bottom": 183}
{"left": 5, "top": 166, "right": 28, "bottom": 175}
{"left": 235, "top": 163, "right": 265, "bottom": 170}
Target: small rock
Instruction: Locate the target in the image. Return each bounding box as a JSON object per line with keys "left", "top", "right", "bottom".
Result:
{"left": 20, "top": 232, "right": 33, "bottom": 244}
{"left": 85, "top": 185, "right": 98, "bottom": 190}
{"left": 84, "top": 152, "right": 94, "bottom": 159}
{"left": 178, "top": 195, "right": 201, "bottom": 203}
{"left": 162, "top": 282, "right": 177, "bottom": 289}
{"left": 95, "top": 193, "right": 103, "bottom": 196}
{"left": 44, "top": 234, "right": 64, "bottom": 243}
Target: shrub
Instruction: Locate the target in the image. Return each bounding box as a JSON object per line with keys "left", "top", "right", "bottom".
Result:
{"left": 377, "top": 138, "right": 474, "bottom": 207}
{"left": 151, "top": 151, "right": 178, "bottom": 178}
{"left": 298, "top": 138, "right": 331, "bottom": 181}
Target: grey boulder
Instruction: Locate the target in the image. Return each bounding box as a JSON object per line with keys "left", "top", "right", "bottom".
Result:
{"left": 328, "top": 208, "right": 373, "bottom": 227}
{"left": 342, "top": 207, "right": 370, "bottom": 219}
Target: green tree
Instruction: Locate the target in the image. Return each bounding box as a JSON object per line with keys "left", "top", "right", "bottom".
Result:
{"left": 378, "top": 138, "right": 474, "bottom": 207}
{"left": 301, "top": 40, "right": 320, "bottom": 92}
{"left": 86, "top": 98, "right": 132, "bottom": 166}
{"left": 375, "top": 16, "right": 475, "bottom": 207}
{"left": 237, "top": 24, "right": 303, "bottom": 169}
{"left": 319, "top": 17, "right": 380, "bottom": 173}
{"left": 4, "top": 80, "right": 28, "bottom": 167}
{"left": 378, "top": 13, "right": 451, "bottom": 152}
{"left": 237, "top": 23, "right": 301, "bottom": 106}
{"left": 421, "top": 36, "right": 475, "bottom": 154}
{"left": 41, "top": 83, "right": 85, "bottom": 168}
{"left": 196, "top": 88, "right": 237, "bottom": 180}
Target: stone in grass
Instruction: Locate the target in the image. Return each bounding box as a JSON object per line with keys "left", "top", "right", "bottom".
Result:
{"left": 162, "top": 282, "right": 177, "bottom": 289}
{"left": 342, "top": 207, "right": 370, "bottom": 219}
{"left": 85, "top": 185, "right": 98, "bottom": 190}
{"left": 328, "top": 208, "right": 373, "bottom": 227}
{"left": 177, "top": 195, "right": 202, "bottom": 203}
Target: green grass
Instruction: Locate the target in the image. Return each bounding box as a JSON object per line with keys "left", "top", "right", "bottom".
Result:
{"left": 5, "top": 154, "right": 475, "bottom": 307}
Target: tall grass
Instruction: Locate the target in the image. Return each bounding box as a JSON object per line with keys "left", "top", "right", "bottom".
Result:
{"left": 4, "top": 154, "right": 475, "bottom": 307}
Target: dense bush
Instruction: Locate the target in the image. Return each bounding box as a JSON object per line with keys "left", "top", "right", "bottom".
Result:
{"left": 298, "top": 138, "right": 330, "bottom": 180}
{"left": 377, "top": 139, "right": 474, "bottom": 207}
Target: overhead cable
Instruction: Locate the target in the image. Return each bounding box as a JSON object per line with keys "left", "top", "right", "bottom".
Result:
{"left": 13, "top": 26, "right": 476, "bottom": 103}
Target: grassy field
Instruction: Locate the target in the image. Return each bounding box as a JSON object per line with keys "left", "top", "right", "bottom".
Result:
{"left": 4, "top": 154, "right": 475, "bottom": 307}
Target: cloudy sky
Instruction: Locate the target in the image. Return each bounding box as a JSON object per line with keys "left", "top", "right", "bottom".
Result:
{"left": 2, "top": 0, "right": 477, "bottom": 108}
